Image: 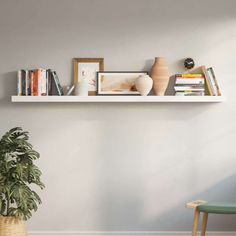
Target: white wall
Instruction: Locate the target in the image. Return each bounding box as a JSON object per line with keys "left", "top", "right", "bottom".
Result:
{"left": 1, "top": 0, "right": 236, "bottom": 232}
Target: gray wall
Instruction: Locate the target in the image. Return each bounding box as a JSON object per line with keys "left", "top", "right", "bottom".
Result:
{"left": 0, "top": 0, "right": 236, "bottom": 232}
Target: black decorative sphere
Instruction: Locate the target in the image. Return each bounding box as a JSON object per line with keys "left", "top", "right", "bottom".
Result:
{"left": 184, "top": 58, "right": 195, "bottom": 69}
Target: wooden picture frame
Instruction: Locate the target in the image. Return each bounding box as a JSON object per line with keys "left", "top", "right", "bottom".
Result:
{"left": 97, "top": 71, "right": 148, "bottom": 95}
{"left": 73, "top": 58, "right": 104, "bottom": 96}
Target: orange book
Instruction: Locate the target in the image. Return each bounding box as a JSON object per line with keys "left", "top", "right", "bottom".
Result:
{"left": 176, "top": 74, "right": 204, "bottom": 78}
{"left": 32, "top": 70, "right": 39, "bottom": 96}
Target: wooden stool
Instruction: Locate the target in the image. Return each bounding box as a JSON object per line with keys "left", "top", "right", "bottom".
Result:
{"left": 186, "top": 200, "right": 236, "bottom": 236}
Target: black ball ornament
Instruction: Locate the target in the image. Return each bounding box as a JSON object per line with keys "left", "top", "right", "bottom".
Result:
{"left": 184, "top": 58, "right": 195, "bottom": 69}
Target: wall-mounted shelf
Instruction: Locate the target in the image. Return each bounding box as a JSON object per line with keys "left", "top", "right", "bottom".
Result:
{"left": 11, "top": 96, "right": 225, "bottom": 103}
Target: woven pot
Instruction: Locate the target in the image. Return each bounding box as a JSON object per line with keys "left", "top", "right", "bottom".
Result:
{"left": 0, "top": 216, "right": 27, "bottom": 236}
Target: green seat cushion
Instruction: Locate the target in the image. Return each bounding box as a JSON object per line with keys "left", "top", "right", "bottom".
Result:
{"left": 197, "top": 202, "right": 236, "bottom": 214}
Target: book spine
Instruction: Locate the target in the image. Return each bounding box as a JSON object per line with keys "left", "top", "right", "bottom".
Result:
{"left": 175, "top": 74, "right": 204, "bottom": 78}
{"left": 32, "top": 70, "right": 38, "bottom": 96}
{"left": 175, "top": 78, "right": 205, "bottom": 84}
{"left": 37, "top": 69, "right": 42, "bottom": 96}
{"left": 201, "top": 66, "right": 214, "bottom": 96}
{"left": 207, "top": 68, "right": 217, "bottom": 96}
{"left": 175, "top": 91, "right": 205, "bottom": 96}
{"left": 52, "top": 71, "right": 64, "bottom": 95}
{"left": 17, "top": 70, "right": 22, "bottom": 96}
{"left": 208, "top": 67, "right": 221, "bottom": 96}
{"left": 27, "top": 71, "right": 31, "bottom": 96}
{"left": 25, "top": 70, "right": 29, "bottom": 96}
{"left": 47, "top": 69, "right": 53, "bottom": 95}
{"left": 174, "top": 86, "right": 205, "bottom": 91}
{"left": 40, "top": 69, "right": 47, "bottom": 96}
{"left": 46, "top": 70, "right": 49, "bottom": 96}
{"left": 30, "top": 70, "right": 34, "bottom": 96}
{"left": 21, "top": 70, "right": 26, "bottom": 96}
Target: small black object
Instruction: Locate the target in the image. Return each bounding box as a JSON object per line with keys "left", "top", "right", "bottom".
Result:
{"left": 184, "top": 58, "right": 195, "bottom": 69}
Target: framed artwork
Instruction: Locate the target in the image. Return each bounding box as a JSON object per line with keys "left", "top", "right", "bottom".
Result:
{"left": 97, "top": 71, "right": 148, "bottom": 95}
{"left": 73, "top": 58, "right": 104, "bottom": 95}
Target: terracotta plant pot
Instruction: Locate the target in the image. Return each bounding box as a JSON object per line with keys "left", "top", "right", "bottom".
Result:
{"left": 0, "top": 216, "right": 26, "bottom": 236}
{"left": 151, "top": 57, "right": 170, "bottom": 96}
{"left": 135, "top": 75, "right": 153, "bottom": 96}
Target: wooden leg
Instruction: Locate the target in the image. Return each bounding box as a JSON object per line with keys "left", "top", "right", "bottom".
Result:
{"left": 201, "top": 213, "right": 208, "bottom": 236}
{"left": 192, "top": 210, "right": 200, "bottom": 236}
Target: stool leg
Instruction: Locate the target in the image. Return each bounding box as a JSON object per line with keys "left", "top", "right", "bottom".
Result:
{"left": 192, "top": 210, "right": 200, "bottom": 236}
{"left": 201, "top": 213, "right": 208, "bottom": 236}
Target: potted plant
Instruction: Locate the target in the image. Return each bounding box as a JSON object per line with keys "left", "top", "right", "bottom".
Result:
{"left": 0, "top": 127, "right": 44, "bottom": 236}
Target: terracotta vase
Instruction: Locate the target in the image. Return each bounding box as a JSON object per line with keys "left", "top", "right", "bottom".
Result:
{"left": 0, "top": 216, "right": 26, "bottom": 236}
{"left": 135, "top": 75, "right": 153, "bottom": 96}
{"left": 151, "top": 57, "right": 170, "bottom": 96}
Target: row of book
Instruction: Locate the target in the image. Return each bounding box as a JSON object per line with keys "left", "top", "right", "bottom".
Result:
{"left": 174, "top": 67, "right": 221, "bottom": 96}
{"left": 17, "top": 69, "right": 64, "bottom": 96}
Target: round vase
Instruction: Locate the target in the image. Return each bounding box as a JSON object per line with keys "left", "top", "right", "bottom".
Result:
{"left": 75, "top": 80, "right": 88, "bottom": 96}
{"left": 150, "top": 57, "right": 170, "bottom": 96}
{"left": 0, "top": 216, "right": 26, "bottom": 236}
{"left": 135, "top": 75, "right": 153, "bottom": 96}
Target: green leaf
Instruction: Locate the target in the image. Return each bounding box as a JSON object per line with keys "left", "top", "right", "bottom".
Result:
{"left": 0, "top": 127, "right": 44, "bottom": 220}
{"left": 0, "top": 198, "right": 6, "bottom": 215}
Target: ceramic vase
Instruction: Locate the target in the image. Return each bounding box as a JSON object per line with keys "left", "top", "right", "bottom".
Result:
{"left": 75, "top": 80, "right": 88, "bottom": 96}
{"left": 151, "top": 57, "right": 170, "bottom": 96}
{"left": 135, "top": 75, "right": 153, "bottom": 96}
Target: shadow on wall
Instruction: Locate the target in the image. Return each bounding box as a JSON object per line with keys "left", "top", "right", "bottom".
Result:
{"left": 98, "top": 174, "right": 236, "bottom": 231}
{"left": 0, "top": 72, "right": 16, "bottom": 105}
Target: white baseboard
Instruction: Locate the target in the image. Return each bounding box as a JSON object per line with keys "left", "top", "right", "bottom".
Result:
{"left": 28, "top": 231, "right": 236, "bottom": 236}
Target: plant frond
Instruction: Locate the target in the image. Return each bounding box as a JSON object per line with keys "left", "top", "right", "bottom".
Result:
{"left": 0, "top": 127, "right": 44, "bottom": 220}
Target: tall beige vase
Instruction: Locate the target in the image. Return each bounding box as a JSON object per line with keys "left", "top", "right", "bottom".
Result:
{"left": 0, "top": 216, "right": 27, "bottom": 236}
{"left": 151, "top": 57, "right": 170, "bottom": 96}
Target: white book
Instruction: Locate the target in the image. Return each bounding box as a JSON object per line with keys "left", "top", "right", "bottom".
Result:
{"left": 37, "top": 68, "right": 47, "bottom": 96}
{"left": 175, "top": 92, "right": 205, "bottom": 96}
{"left": 41, "top": 69, "right": 47, "bottom": 96}
{"left": 17, "top": 70, "right": 22, "bottom": 96}
{"left": 207, "top": 69, "right": 217, "bottom": 96}
{"left": 175, "top": 78, "right": 205, "bottom": 84}
{"left": 174, "top": 86, "right": 205, "bottom": 91}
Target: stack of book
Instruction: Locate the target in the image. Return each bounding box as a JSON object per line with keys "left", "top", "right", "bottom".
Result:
{"left": 174, "top": 74, "right": 205, "bottom": 96}
{"left": 17, "top": 69, "right": 64, "bottom": 96}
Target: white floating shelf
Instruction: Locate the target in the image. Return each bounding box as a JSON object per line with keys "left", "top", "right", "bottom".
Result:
{"left": 11, "top": 95, "right": 225, "bottom": 103}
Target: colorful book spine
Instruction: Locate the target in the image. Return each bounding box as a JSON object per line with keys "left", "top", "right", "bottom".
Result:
{"left": 175, "top": 91, "right": 205, "bottom": 96}
{"left": 201, "top": 66, "right": 214, "bottom": 96}
{"left": 175, "top": 73, "right": 205, "bottom": 96}
{"left": 46, "top": 69, "right": 51, "bottom": 96}
{"left": 21, "top": 70, "right": 26, "bottom": 96}
{"left": 175, "top": 74, "right": 204, "bottom": 78}
{"left": 207, "top": 67, "right": 221, "bottom": 96}
{"left": 25, "top": 70, "right": 28, "bottom": 96}
{"left": 27, "top": 71, "right": 32, "bottom": 96}
{"left": 52, "top": 71, "right": 64, "bottom": 95}
{"left": 32, "top": 70, "right": 38, "bottom": 96}
{"left": 40, "top": 69, "right": 47, "bottom": 96}
{"left": 175, "top": 78, "right": 205, "bottom": 85}
{"left": 30, "top": 70, "right": 34, "bottom": 96}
